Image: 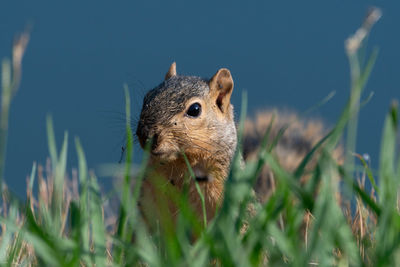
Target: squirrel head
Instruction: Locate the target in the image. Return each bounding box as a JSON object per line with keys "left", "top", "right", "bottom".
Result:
{"left": 136, "top": 62, "right": 237, "bottom": 181}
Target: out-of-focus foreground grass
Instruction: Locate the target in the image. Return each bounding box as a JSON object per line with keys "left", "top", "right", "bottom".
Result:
{"left": 1, "top": 8, "right": 399, "bottom": 267}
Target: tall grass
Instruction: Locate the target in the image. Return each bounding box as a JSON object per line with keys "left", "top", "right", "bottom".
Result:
{"left": 1, "top": 8, "right": 399, "bottom": 266}
{"left": 0, "top": 30, "right": 29, "bottom": 193}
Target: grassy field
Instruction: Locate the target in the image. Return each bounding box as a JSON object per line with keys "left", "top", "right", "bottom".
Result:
{"left": 1, "top": 8, "right": 400, "bottom": 266}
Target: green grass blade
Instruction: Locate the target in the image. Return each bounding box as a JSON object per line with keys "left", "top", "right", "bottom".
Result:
{"left": 300, "top": 157, "right": 343, "bottom": 265}
{"left": 378, "top": 103, "right": 397, "bottom": 205}
{"left": 339, "top": 165, "right": 381, "bottom": 216}
{"left": 24, "top": 206, "right": 63, "bottom": 266}
{"left": 46, "top": 114, "right": 58, "bottom": 165}
{"left": 182, "top": 152, "right": 207, "bottom": 227}
{"left": 0, "top": 204, "right": 17, "bottom": 262}
{"left": 74, "top": 137, "right": 91, "bottom": 265}
{"left": 354, "top": 153, "right": 378, "bottom": 192}
{"left": 51, "top": 131, "right": 68, "bottom": 234}
{"left": 29, "top": 161, "right": 37, "bottom": 192}
{"left": 135, "top": 219, "right": 163, "bottom": 267}
{"left": 374, "top": 102, "right": 399, "bottom": 266}
{"left": 122, "top": 84, "right": 133, "bottom": 208}
{"left": 265, "top": 153, "right": 314, "bottom": 210}
{"left": 1, "top": 59, "right": 11, "bottom": 93}
{"left": 294, "top": 130, "right": 333, "bottom": 178}
{"left": 345, "top": 48, "right": 379, "bottom": 173}
{"left": 68, "top": 201, "right": 85, "bottom": 265}
{"left": 236, "top": 90, "right": 247, "bottom": 155}
{"left": 89, "top": 174, "right": 107, "bottom": 267}
{"left": 6, "top": 228, "right": 24, "bottom": 266}
{"left": 75, "top": 137, "right": 87, "bottom": 185}
{"left": 0, "top": 59, "right": 12, "bottom": 192}
{"left": 114, "top": 84, "right": 135, "bottom": 264}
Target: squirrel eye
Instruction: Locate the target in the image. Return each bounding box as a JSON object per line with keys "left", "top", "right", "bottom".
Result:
{"left": 186, "top": 102, "right": 202, "bottom": 118}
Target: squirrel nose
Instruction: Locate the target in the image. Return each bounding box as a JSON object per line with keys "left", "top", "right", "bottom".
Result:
{"left": 140, "top": 133, "right": 159, "bottom": 152}
{"left": 151, "top": 134, "right": 159, "bottom": 151}
{"left": 136, "top": 122, "right": 160, "bottom": 151}
{"left": 136, "top": 121, "right": 149, "bottom": 148}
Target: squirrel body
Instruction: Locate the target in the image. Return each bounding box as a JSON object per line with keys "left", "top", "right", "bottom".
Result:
{"left": 136, "top": 63, "right": 338, "bottom": 224}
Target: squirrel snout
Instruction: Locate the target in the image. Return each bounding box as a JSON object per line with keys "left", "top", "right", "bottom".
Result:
{"left": 136, "top": 122, "right": 160, "bottom": 151}
{"left": 136, "top": 121, "right": 149, "bottom": 148}
{"left": 150, "top": 134, "right": 159, "bottom": 151}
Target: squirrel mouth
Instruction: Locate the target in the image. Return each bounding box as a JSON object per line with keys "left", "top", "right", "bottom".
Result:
{"left": 195, "top": 175, "right": 209, "bottom": 182}
{"left": 193, "top": 165, "right": 213, "bottom": 183}
{"left": 150, "top": 151, "right": 165, "bottom": 156}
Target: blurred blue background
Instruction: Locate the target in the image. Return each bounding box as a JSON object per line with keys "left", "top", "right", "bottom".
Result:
{"left": 1, "top": 1, "right": 399, "bottom": 196}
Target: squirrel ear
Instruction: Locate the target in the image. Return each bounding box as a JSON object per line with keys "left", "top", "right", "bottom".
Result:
{"left": 209, "top": 68, "right": 234, "bottom": 113}
{"left": 165, "top": 62, "right": 177, "bottom": 80}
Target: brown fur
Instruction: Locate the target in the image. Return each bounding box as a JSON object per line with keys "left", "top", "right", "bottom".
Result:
{"left": 137, "top": 63, "right": 237, "bottom": 224}
{"left": 136, "top": 63, "right": 342, "bottom": 226}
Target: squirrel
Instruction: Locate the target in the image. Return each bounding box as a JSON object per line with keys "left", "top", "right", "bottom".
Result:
{"left": 136, "top": 62, "right": 341, "bottom": 226}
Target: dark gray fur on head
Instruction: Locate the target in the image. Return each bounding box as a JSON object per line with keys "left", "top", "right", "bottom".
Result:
{"left": 140, "top": 75, "right": 208, "bottom": 126}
